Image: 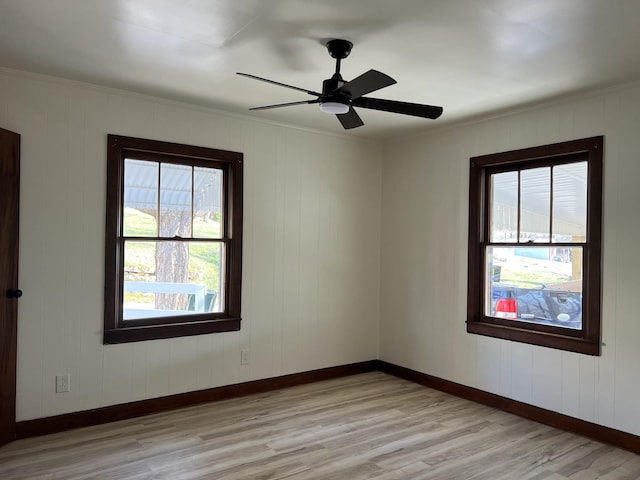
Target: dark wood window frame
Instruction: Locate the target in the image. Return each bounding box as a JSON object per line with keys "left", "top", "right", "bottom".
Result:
{"left": 467, "top": 136, "right": 603, "bottom": 355}
{"left": 104, "top": 135, "right": 243, "bottom": 344}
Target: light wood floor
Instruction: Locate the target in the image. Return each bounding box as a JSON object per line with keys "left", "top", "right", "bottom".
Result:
{"left": 0, "top": 372, "right": 638, "bottom": 479}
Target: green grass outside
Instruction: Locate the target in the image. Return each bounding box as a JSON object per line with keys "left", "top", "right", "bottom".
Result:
{"left": 498, "top": 267, "right": 571, "bottom": 288}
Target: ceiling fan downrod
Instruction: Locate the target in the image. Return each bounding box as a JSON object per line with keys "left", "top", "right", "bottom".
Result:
{"left": 323, "top": 39, "right": 353, "bottom": 94}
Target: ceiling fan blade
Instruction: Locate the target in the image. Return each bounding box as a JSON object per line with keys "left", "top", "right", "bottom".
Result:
{"left": 336, "top": 70, "right": 396, "bottom": 99}
{"left": 237, "top": 73, "right": 321, "bottom": 96}
{"left": 352, "top": 97, "right": 443, "bottom": 119}
{"left": 249, "top": 99, "right": 320, "bottom": 111}
{"left": 336, "top": 107, "right": 364, "bottom": 129}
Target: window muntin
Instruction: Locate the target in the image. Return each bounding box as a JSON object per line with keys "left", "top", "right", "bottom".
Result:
{"left": 467, "top": 137, "right": 603, "bottom": 355}
{"left": 104, "top": 135, "right": 243, "bottom": 344}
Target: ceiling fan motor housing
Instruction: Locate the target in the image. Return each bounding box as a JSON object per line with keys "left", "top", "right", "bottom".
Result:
{"left": 326, "top": 39, "right": 353, "bottom": 59}
{"left": 323, "top": 75, "right": 346, "bottom": 96}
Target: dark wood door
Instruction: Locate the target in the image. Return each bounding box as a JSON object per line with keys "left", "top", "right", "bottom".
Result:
{"left": 0, "top": 127, "right": 20, "bottom": 446}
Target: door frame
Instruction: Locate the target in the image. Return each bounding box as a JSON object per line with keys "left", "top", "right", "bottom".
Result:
{"left": 0, "top": 127, "right": 20, "bottom": 446}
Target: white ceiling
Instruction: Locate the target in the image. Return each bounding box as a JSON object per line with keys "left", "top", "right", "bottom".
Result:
{"left": 2, "top": 0, "right": 640, "bottom": 139}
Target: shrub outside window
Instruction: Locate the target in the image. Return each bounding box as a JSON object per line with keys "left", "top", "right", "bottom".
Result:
{"left": 104, "top": 135, "right": 243, "bottom": 344}
{"left": 467, "top": 136, "right": 603, "bottom": 355}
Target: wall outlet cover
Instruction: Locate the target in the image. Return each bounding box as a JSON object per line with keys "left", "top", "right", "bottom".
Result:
{"left": 56, "top": 374, "right": 70, "bottom": 393}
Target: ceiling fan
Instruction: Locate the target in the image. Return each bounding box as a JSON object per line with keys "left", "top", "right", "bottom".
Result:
{"left": 237, "top": 39, "right": 443, "bottom": 130}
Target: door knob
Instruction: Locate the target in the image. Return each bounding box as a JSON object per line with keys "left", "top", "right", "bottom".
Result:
{"left": 7, "top": 289, "right": 22, "bottom": 299}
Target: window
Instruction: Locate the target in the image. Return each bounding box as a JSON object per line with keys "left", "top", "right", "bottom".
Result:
{"left": 467, "top": 136, "right": 603, "bottom": 355}
{"left": 104, "top": 135, "right": 243, "bottom": 344}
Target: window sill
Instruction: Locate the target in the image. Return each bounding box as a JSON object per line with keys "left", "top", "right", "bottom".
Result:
{"left": 466, "top": 320, "right": 600, "bottom": 356}
{"left": 104, "top": 317, "right": 240, "bottom": 344}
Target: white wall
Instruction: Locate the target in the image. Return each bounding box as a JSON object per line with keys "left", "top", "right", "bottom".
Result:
{"left": 380, "top": 84, "right": 640, "bottom": 436}
{"left": 0, "top": 69, "right": 382, "bottom": 422}
{"left": 4, "top": 66, "right": 639, "bottom": 438}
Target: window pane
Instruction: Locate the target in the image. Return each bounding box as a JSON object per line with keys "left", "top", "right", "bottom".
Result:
{"left": 485, "top": 245, "right": 582, "bottom": 329}
{"left": 193, "top": 167, "right": 223, "bottom": 239}
{"left": 490, "top": 171, "right": 518, "bottom": 242}
{"left": 520, "top": 167, "right": 550, "bottom": 242}
{"left": 159, "top": 164, "right": 192, "bottom": 237}
{"left": 123, "top": 240, "right": 224, "bottom": 320}
{"left": 553, "top": 162, "right": 587, "bottom": 242}
{"left": 123, "top": 159, "right": 158, "bottom": 236}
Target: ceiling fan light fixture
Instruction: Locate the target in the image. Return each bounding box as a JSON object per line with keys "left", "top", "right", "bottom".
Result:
{"left": 319, "top": 101, "right": 349, "bottom": 114}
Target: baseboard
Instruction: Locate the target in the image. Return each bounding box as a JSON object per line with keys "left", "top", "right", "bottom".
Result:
{"left": 377, "top": 360, "right": 640, "bottom": 454}
{"left": 15, "top": 360, "right": 378, "bottom": 439}
{"left": 15, "top": 359, "right": 640, "bottom": 454}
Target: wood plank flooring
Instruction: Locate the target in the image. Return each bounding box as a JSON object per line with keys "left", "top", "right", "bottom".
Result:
{"left": 0, "top": 372, "right": 638, "bottom": 479}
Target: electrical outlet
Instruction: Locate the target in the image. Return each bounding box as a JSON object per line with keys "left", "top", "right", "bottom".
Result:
{"left": 240, "top": 349, "right": 249, "bottom": 365}
{"left": 56, "top": 374, "right": 70, "bottom": 393}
